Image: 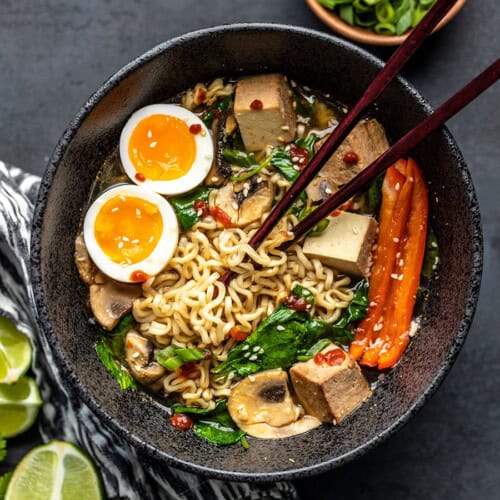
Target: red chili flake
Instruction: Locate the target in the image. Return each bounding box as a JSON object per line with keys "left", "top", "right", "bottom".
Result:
{"left": 250, "top": 99, "right": 263, "bottom": 110}
{"left": 178, "top": 362, "right": 200, "bottom": 380}
{"left": 229, "top": 326, "right": 249, "bottom": 342}
{"left": 170, "top": 413, "right": 194, "bottom": 431}
{"left": 343, "top": 151, "right": 359, "bottom": 164}
{"left": 130, "top": 270, "right": 149, "bottom": 282}
{"left": 213, "top": 109, "right": 223, "bottom": 120}
{"left": 285, "top": 295, "right": 309, "bottom": 312}
{"left": 189, "top": 123, "right": 202, "bottom": 135}
{"left": 314, "top": 349, "right": 346, "bottom": 366}
{"left": 209, "top": 206, "right": 233, "bottom": 227}
{"left": 313, "top": 352, "right": 325, "bottom": 365}
{"left": 193, "top": 199, "right": 208, "bottom": 217}
{"left": 331, "top": 199, "right": 354, "bottom": 217}
{"left": 134, "top": 172, "right": 146, "bottom": 182}
{"left": 289, "top": 144, "right": 309, "bottom": 168}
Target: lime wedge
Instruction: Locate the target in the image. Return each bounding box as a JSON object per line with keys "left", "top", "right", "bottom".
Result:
{"left": 5, "top": 441, "right": 103, "bottom": 500}
{"left": 0, "top": 377, "right": 42, "bottom": 437}
{"left": 0, "top": 316, "right": 32, "bottom": 384}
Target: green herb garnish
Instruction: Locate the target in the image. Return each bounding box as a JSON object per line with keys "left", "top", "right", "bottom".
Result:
{"left": 0, "top": 435, "right": 6, "bottom": 463}
{"left": 156, "top": 345, "right": 206, "bottom": 371}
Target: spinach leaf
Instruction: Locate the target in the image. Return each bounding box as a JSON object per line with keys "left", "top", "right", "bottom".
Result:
{"left": 270, "top": 150, "right": 299, "bottom": 182}
{"left": 95, "top": 313, "right": 138, "bottom": 391}
{"left": 223, "top": 149, "right": 258, "bottom": 169}
{"left": 296, "top": 339, "right": 332, "bottom": 362}
{"left": 173, "top": 400, "right": 226, "bottom": 415}
{"left": 96, "top": 338, "right": 138, "bottom": 391}
{"left": 295, "top": 134, "right": 319, "bottom": 160}
{"left": 0, "top": 472, "right": 12, "bottom": 499}
{"left": 170, "top": 186, "right": 213, "bottom": 231}
{"left": 367, "top": 173, "right": 385, "bottom": 214}
{"left": 173, "top": 399, "right": 248, "bottom": 447}
{"left": 421, "top": 227, "right": 439, "bottom": 278}
{"left": 194, "top": 420, "right": 247, "bottom": 446}
{"left": 201, "top": 95, "right": 233, "bottom": 127}
{"left": 156, "top": 345, "right": 206, "bottom": 371}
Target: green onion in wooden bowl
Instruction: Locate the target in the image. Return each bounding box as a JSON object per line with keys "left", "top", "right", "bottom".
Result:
{"left": 305, "top": 0, "right": 466, "bottom": 46}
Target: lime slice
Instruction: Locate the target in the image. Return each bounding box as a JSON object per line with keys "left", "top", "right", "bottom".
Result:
{"left": 0, "top": 377, "right": 42, "bottom": 437}
{"left": 5, "top": 441, "right": 103, "bottom": 500}
{"left": 0, "top": 316, "right": 32, "bottom": 384}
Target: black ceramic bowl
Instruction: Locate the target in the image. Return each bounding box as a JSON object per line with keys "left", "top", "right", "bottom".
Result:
{"left": 31, "top": 24, "right": 482, "bottom": 481}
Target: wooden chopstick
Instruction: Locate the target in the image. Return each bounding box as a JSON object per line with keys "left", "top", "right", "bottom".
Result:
{"left": 281, "top": 58, "right": 500, "bottom": 250}
{"left": 219, "top": 0, "right": 458, "bottom": 285}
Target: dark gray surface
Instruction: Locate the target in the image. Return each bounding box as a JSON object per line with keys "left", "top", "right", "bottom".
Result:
{"left": 0, "top": 0, "right": 498, "bottom": 498}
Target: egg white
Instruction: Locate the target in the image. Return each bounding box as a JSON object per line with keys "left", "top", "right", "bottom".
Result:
{"left": 83, "top": 184, "right": 179, "bottom": 283}
{"left": 119, "top": 104, "right": 213, "bottom": 195}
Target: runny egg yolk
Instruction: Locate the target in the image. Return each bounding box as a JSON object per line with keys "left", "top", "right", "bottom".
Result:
{"left": 93, "top": 195, "right": 163, "bottom": 265}
{"left": 128, "top": 114, "right": 196, "bottom": 181}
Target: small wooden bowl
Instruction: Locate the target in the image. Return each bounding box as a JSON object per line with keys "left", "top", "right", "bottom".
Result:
{"left": 305, "top": 0, "right": 467, "bottom": 46}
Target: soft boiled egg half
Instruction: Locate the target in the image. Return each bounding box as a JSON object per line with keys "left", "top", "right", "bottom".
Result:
{"left": 119, "top": 104, "right": 213, "bottom": 195}
{"left": 83, "top": 184, "right": 178, "bottom": 283}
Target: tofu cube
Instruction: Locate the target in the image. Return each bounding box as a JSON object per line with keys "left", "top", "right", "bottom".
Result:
{"left": 290, "top": 345, "right": 371, "bottom": 424}
{"left": 303, "top": 212, "right": 378, "bottom": 278}
{"left": 234, "top": 74, "right": 296, "bottom": 151}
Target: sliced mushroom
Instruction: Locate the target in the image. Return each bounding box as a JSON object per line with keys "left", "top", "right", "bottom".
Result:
{"left": 227, "top": 369, "right": 320, "bottom": 438}
{"left": 125, "top": 332, "right": 166, "bottom": 386}
{"left": 89, "top": 272, "right": 142, "bottom": 330}
{"left": 75, "top": 234, "right": 96, "bottom": 285}
{"left": 211, "top": 175, "right": 275, "bottom": 228}
{"left": 205, "top": 108, "right": 234, "bottom": 187}
{"left": 238, "top": 416, "right": 321, "bottom": 439}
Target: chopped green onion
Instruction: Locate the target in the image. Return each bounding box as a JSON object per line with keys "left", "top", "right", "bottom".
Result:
{"left": 374, "top": 22, "right": 397, "bottom": 35}
{"left": 375, "top": 1, "right": 395, "bottom": 23}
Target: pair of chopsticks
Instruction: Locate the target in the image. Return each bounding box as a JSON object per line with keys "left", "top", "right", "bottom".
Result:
{"left": 220, "top": 0, "right": 500, "bottom": 285}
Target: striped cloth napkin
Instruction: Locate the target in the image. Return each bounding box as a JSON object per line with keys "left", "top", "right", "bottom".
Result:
{"left": 0, "top": 161, "right": 298, "bottom": 500}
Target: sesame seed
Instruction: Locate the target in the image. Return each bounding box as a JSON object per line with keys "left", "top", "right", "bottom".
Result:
{"left": 352, "top": 225, "right": 359, "bottom": 235}
{"left": 373, "top": 322, "right": 383, "bottom": 332}
{"left": 292, "top": 156, "right": 300, "bottom": 162}
{"left": 369, "top": 301, "right": 377, "bottom": 307}
{"left": 398, "top": 274, "right": 404, "bottom": 280}
{"left": 211, "top": 176, "right": 219, "bottom": 183}
{"left": 148, "top": 236, "right": 154, "bottom": 243}
{"left": 431, "top": 241, "right": 438, "bottom": 248}
{"left": 118, "top": 241, "right": 124, "bottom": 249}
{"left": 409, "top": 177, "right": 414, "bottom": 182}
{"left": 122, "top": 236, "right": 130, "bottom": 242}
{"left": 324, "top": 187, "right": 332, "bottom": 194}
{"left": 243, "top": 188, "right": 249, "bottom": 197}
{"left": 399, "top": 259, "right": 404, "bottom": 266}
{"left": 125, "top": 258, "right": 132, "bottom": 265}
{"left": 396, "top": 252, "right": 401, "bottom": 258}
{"left": 131, "top": 239, "right": 139, "bottom": 244}
{"left": 393, "top": 237, "right": 399, "bottom": 243}
{"left": 277, "top": 325, "right": 285, "bottom": 331}
{"left": 136, "top": 208, "right": 142, "bottom": 216}
{"left": 293, "top": 165, "right": 300, "bottom": 171}
{"left": 249, "top": 354, "right": 258, "bottom": 361}
{"left": 395, "top": 182, "right": 401, "bottom": 191}
{"left": 242, "top": 345, "right": 249, "bottom": 351}
{"left": 119, "top": 195, "right": 126, "bottom": 202}
{"left": 112, "top": 207, "right": 119, "bottom": 213}
{"left": 252, "top": 346, "right": 260, "bottom": 352}
{"left": 232, "top": 202, "right": 239, "bottom": 210}
{"left": 289, "top": 458, "right": 296, "bottom": 463}
{"left": 391, "top": 273, "right": 399, "bottom": 279}
{"left": 132, "top": 352, "right": 140, "bottom": 359}
{"left": 147, "top": 130, "right": 152, "bottom": 139}
{"left": 256, "top": 177, "right": 263, "bottom": 183}
{"left": 281, "top": 125, "right": 290, "bottom": 131}
{"left": 196, "top": 209, "right": 203, "bottom": 216}
{"left": 150, "top": 141, "right": 157, "bottom": 148}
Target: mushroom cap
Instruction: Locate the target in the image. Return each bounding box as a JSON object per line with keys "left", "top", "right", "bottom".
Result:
{"left": 238, "top": 415, "right": 321, "bottom": 439}
{"left": 228, "top": 368, "right": 300, "bottom": 428}
{"left": 125, "top": 332, "right": 166, "bottom": 386}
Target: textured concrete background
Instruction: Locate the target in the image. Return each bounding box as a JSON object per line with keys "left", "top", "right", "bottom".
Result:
{"left": 1, "top": 1, "right": 499, "bottom": 499}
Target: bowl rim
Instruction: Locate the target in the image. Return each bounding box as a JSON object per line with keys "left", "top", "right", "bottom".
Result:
{"left": 304, "top": 0, "right": 468, "bottom": 46}
{"left": 30, "top": 22, "right": 483, "bottom": 481}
